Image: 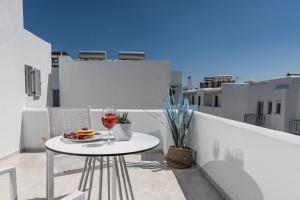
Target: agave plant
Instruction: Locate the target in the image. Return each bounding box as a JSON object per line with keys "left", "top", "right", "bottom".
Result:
{"left": 162, "top": 95, "right": 194, "bottom": 148}
{"left": 116, "top": 112, "right": 131, "bottom": 124}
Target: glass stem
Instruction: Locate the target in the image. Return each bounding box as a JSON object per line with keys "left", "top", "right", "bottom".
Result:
{"left": 108, "top": 129, "right": 111, "bottom": 145}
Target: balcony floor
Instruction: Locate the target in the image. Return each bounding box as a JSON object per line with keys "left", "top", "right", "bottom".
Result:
{"left": 0, "top": 151, "right": 224, "bottom": 200}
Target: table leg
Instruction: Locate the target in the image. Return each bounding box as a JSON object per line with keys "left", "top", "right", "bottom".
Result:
{"left": 122, "top": 156, "right": 134, "bottom": 200}
{"left": 78, "top": 157, "right": 89, "bottom": 190}
{"left": 82, "top": 157, "right": 92, "bottom": 192}
{"left": 46, "top": 149, "right": 54, "bottom": 200}
{"left": 112, "top": 157, "right": 117, "bottom": 200}
{"left": 98, "top": 157, "right": 103, "bottom": 200}
{"left": 113, "top": 157, "right": 123, "bottom": 200}
{"left": 119, "top": 156, "right": 129, "bottom": 200}
{"left": 107, "top": 156, "right": 110, "bottom": 200}
{"left": 87, "top": 158, "right": 96, "bottom": 200}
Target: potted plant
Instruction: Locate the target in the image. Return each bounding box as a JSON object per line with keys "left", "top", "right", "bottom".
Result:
{"left": 163, "top": 97, "right": 195, "bottom": 168}
{"left": 113, "top": 112, "right": 133, "bottom": 141}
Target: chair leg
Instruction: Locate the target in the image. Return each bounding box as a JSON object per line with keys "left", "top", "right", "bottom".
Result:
{"left": 9, "top": 167, "right": 17, "bottom": 200}
{"left": 46, "top": 150, "right": 54, "bottom": 200}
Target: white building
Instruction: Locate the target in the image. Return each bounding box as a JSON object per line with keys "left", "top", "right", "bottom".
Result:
{"left": 0, "top": 0, "right": 51, "bottom": 157}
{"left": 54, "top": 52, "right": 181, "bottom": 109}
{"left": 184, "top": 75, "right": 300, "bottom": 134}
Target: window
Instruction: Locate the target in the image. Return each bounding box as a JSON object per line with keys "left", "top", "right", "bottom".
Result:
{"left": 192, "top": 95, "right": 195, "bottom": 105}
{"left": 24, "top": 65, "right": 41, "bottom": 98}
{"left": 214, "top": 95, "right": 219, "bottom": 107}
{"left": 52, "top": 58, "right": 59, "bottom": 67}
{"left": 24, "top": 65, "right": 33, "bottom": 96}
{"left": 198, "top": 96, "right": 201, "bottom": 107}
{"left": 275, "top": 102, "right": 281, "bottom": 114}
{"left": 267, "top": 102, "right": 272, "bottom": 114}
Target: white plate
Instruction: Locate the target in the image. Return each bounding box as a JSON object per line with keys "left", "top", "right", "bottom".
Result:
{"left": 65, "top": 134, "right": 103, "bottom": 143}
{"left": 63, "top": 131, "right": 114, "bottom": 143}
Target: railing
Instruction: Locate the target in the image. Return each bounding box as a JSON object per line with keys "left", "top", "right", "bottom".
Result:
{"left": 289, "top": 120, "right": 300, "bottom": 135}
{"left": 244, "top": 114, "right": 265, "bottom": 126}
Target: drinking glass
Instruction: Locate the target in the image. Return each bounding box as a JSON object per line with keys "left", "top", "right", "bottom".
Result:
{"left": 101, "top": 106, "right": 116, "bottom": 144}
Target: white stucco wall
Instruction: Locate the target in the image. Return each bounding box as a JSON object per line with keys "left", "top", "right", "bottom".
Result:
{"left": 0, "top": 0, "right": 51, "bottom": 157}
{"left": 221, "top": 83, "right": 249, "bottom": 121}
{"left": 59, "top": 57, "right": 170, "bottom": 109}
{"left": 21, "top": 109, "right": 167, "bottom": 151}
{"left": 23, "top": 29, "right": 51, "bottom": 108}
{"left": 0, "top": 0, "right": 25, "bottom": 157}
{"left": 170, "top": 70, "right": 182, "bottom": 103}
{"left": 191, "top": 112, "right": 300, "bottom": 200}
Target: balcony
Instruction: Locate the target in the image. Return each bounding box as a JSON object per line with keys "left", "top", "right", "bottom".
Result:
{"left": 289, "top": 119, "right": 300, "bottom": 135}
{"left": 244, "top": 114, "right": 266, "bottom": 126}
{"left": 1, "top": 109, "right": 300, "bottom": 199}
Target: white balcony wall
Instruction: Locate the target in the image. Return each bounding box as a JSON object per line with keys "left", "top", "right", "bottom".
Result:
{"left": 59, "top": 57, "right": 170, "bottom": 109}
{"left": 0, "top": 0, "right": 51, "bottom": 158}
{"left": 21, "top": 109, "right": 167, "bottom": 151}
{"left": 19, "top": 108, "right": 300, "bottom": 199}
{"left": 191, "top": 112, "right": 300, "bottom": 200}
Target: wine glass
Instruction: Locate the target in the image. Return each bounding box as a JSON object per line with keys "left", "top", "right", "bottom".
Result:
{"left": 102, "top": 106, "right": 116, "bottom": 144}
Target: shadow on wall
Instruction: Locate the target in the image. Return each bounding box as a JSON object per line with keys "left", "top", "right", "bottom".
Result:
{"left": 202, "top": 140, "right": 264, "bottom": 200}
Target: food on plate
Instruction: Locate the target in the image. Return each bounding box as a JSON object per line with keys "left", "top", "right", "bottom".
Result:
{"left": 76, "top": 128, "right": 95, "bottom": 135}
{"left": 63, "top": 128, "right": 95, "bottom": 140}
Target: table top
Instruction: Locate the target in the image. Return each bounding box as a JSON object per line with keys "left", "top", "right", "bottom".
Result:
{"left": 45, "top": 132, "right": 160, "bottom": 156}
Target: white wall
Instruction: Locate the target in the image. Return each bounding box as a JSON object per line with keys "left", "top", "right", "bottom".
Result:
{"left": 0, "top": 0, "right": 25, "bottom": 157}
{"left": 0, "top": 0, "right": 51, "bottom": 157}
{"left": 59, "top": 57, "right": 170, "bottom": 109}
{"left": 170, "top": 70, "right": 182, "bottom": 103}
{"left": 23, "top": 29, "right": 51, "bottom": 108}
{"left": 21, "top": 109, "right": 167, "bottom": 151}
{"left": 191, "top": 112, "right": 300, "bottom": 200}
{"left": 221, "top": 83, "right": 249, "bottom": 121}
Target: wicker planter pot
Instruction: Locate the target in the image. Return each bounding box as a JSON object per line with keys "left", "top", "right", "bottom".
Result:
{"left": 166, "top": 146, "right": 193, "bottom": 169}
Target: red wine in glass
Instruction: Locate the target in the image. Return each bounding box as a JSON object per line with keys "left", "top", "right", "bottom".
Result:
{"left": 102, "top": 107, "right": 116, "bottom": 144}
{"left": 102, "top": 113, "right": 116, "bottom": 130}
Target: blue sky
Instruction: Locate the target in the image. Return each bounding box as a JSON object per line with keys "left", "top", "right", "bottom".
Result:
{"left": 24, "top": 0, "right": 300, "bottom": 86}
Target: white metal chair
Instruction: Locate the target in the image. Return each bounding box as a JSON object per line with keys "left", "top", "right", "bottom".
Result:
{"left": 0, "top": 166, "right": 18, "bottom": 200}
{"left": 47, "top": 107, "right": 92, "bottom": 138}
{"left": 46, "top": 107, "right": 92, "bottom": 176}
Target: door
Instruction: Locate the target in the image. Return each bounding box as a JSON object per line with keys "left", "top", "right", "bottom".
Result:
{"left": 214, "top": 96, "right": 219, "bottom": 107}
{"left": 52, "top": 90, "right": 60, "bottom": 107}
{"left": 257, "top": 101, "right": 264, "bottom": 115}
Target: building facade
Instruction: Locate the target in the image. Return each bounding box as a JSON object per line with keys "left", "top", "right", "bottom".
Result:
{"left": 53, "top": 52, "right": 181, "bottom": 109}
{"left": 184, "top": 76, "right": 300, "bottom": 134}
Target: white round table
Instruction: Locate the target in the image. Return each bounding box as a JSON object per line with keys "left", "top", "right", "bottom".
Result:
{"left": 45, "top": 132, "right": 160, "bottom": 200}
